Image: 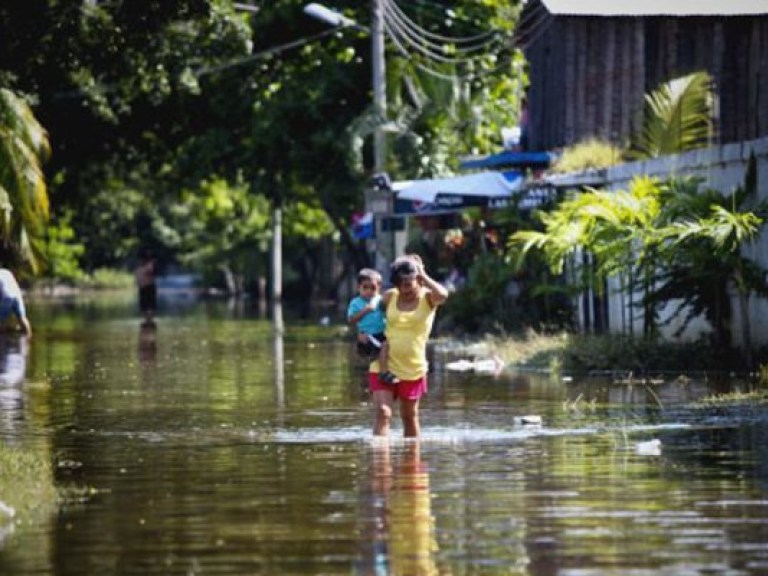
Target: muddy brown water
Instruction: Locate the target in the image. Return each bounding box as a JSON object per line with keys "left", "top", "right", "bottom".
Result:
{"left": 0, "top": 296, "right": 766, "bottom": 575}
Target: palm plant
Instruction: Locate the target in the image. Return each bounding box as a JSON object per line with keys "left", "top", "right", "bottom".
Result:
{"left": 0, "top": 88, "right": 50, "bottom": 271}
{"left": 512, "top": 165, "right": 767, "bottom": 359}
{"left": 510, "top": 176, "right": 667, "bottom": 335}
{"left": 651, "top": 161, "right": 768, "bottom": 363}
{"left": 629, "top": 71, "right": 714, "bottom": 159}
{"left": 509, "top": 71, "right": 764, "bottom": 358}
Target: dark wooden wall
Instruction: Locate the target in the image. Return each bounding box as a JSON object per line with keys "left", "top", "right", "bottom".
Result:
{"left": 523, "top": 6, "right": 768, "bottom": 151}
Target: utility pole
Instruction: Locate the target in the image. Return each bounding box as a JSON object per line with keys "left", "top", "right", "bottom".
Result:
{"left": 372, "top": 0, "right": 386, "bottom": 173}
{"left": 271, "top": 202, "right": 284, "bottom": 334}
{"left": 369, "top": 0, "right": 397, "bottom": 272}
{"left": 305, "top": 2, "right": 399, "bottom": 271}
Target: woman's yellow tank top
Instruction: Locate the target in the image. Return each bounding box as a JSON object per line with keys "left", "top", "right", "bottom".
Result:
{"left": 385, "top": 290, "right": 436, "bottom": 380}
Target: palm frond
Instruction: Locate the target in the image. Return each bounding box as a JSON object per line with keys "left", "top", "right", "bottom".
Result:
{"left": 0, "top": 89, "right": 50, "bottom": 270}
{"left": 630, "top": 71, "right": 713, "bottom": 159}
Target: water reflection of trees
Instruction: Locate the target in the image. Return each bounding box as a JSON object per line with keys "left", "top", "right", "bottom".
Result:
{"left": 137, "top": 322, "right": 157, "bottom": 369}
{"left": 0, "top": 335, "right": 29, "bottom": 438}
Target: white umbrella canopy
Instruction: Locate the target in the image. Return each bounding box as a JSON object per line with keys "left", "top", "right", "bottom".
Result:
{"left": 392, "top": 171, "right": 525, "bottom": 215}
{"left": 394, "top": 171, "right": 523, "bottom": 203}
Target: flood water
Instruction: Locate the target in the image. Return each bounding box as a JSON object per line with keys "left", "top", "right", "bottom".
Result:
{"left": 0, "top": 296, "right": 767, "bottom": 575}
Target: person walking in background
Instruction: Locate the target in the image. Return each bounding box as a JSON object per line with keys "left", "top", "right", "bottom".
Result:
{"left": 347, "top": 268, "right": 397, "bottom": 383}
{"left": 370, "top": 255, "right": 448, "bottom": 438}
{"left": 135, "top": 251, "right": 157, "bottom": 326}
{"left": 0, "top": 268, "right": 31, "bottom": 337}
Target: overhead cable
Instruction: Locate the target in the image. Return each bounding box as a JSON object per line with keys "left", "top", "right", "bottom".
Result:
{"left": 512, "top": 2, "right": 554, "bottom": 49}
{"left": 383, "top": 0, "right": 499, "bottom": 46}
{"left": 383, "top": 8, "right": 493, "bottom": 65}
{"left": 382, "top": 18, "right": 462, "bottom": 82}
{"left": 196, "top": 27, "right": 341, "bottom": 77}
{"left": 383, "top": 0, "right": 501, "bottom": 60}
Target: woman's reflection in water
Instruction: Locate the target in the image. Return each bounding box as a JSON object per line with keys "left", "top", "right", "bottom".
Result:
{"left": 138, "top": 321, "right": 157, "bottom": 367}
{"left": 0, "top": 335, "right": 28, "bottom": 438}
{"left": 359, "top": 439, "right": 440, "bottom": 575}
{"left": 138, "top": 322, "right": 157, "bottom": 388}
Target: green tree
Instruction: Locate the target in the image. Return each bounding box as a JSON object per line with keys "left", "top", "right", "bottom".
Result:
{"left": 170, "top": 176, "right": 271, "bottom": 294}
{"left": 0, "top": 88, "right": 50, "bottom": 272}
{"left": 41, "top": 209, "right": 85, "bottom": 285}
{"left": 0, "top": 0, "right": 254, "bottom": 272}
{"left": 1, "top": 0, "right": 524, "bottom": 297}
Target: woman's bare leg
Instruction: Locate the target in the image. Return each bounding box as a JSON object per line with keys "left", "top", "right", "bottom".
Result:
{"left": 372, "top": 389, "right": 395, "bottom": 436}
{"left": 400, "top": 398, "right": 420, "bottom": 438}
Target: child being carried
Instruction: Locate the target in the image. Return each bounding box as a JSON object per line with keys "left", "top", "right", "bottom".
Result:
{"left": 347, "top": 268, "right": 399, "bottom": 385}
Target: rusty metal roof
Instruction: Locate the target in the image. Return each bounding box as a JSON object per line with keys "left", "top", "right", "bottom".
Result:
{"left": 538, "top": 0, "right": 768, "bottom": 16}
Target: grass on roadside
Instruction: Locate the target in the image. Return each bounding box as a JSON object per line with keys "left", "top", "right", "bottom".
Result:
{"left": 441, "top": 330, "right": 755, "bottom": 376}
{"left": 478, "top": 330, "right": 568, "bottom": 372}
{"left": 435, "top": 329, "right": 568, "bottom": 373}
{"left": 689, "top": 389, "right": 768, "bottom": 408}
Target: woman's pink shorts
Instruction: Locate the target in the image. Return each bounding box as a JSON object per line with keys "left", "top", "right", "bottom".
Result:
{"left": 369, "top": 372, "right": 428, "bottom": 400}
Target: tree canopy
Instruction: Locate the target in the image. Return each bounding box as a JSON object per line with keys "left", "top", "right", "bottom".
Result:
{"left": 0, "top": 0, "right": 524, "bottom": 293}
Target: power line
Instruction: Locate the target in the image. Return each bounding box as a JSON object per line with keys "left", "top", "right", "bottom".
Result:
{"left": 382, "top": 0, "right": 502, "bottom": 62}
{"left": 195, "top": 28, "right": 341, "bottom": 77}
{"left": 53, "top": 27, "right": 343, "bottom": 100}
{"left": 512, "top": 2, "right": 554, "bottom": 49}
{"left": 384, "top": 7, "right": 494, "bottom": 65}
{"left": 383, "top": 0, "right": 500, "bottom": 46}
{"left": 382, "top": 18, "right": 462, "bottom": 82}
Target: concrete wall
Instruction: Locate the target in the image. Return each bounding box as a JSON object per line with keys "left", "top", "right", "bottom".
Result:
{"left": 571, "top": 136, "right": 768, "bottom": 346}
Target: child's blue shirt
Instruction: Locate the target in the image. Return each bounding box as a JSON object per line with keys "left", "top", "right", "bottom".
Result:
{"left": 347, "top": 294, "right": 386, "bottom": 335}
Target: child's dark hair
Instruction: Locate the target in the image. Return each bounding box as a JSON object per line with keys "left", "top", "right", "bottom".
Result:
{"left": 357, "top": 268, "right": 382, "bottom": 286}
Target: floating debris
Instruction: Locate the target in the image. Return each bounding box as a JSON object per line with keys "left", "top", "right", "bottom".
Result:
{"left": 635, "top": 438, "right": 662, "bottom": 456}
{"left": 514, "top": 415, "right": 543, "bottom": 426}
{"left": 445, "top": 356, "right": 504, "bottom": 375}
{"left": 612, "top": 371, "right": 665, "bottom": 385}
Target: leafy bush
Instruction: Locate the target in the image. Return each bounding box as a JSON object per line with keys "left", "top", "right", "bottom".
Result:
{"left": 561, "top": 334, "right": 743, "bottom": 373}
{"left": 85, "top": 268, "right": 135, "bottom": 290}
{"left": 440, "top": 253, "right": 517, "bottom": 333}
{"left": 551, "top": 137, "right": 624, "bottom": 174}
{"left": 42, "top": 210, "right": 86, "bottom": 284}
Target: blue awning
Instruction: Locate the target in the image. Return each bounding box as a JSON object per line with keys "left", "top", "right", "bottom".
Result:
{"left": 459, "top": 150, "right": 554, "bottom": 170}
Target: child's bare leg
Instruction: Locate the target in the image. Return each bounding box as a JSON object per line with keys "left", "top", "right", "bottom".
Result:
{"left": 378, "top": 340, "right": 389, "bottom": 373}
{"left": 379, "top": 341, "right": 400, "bottom": 385}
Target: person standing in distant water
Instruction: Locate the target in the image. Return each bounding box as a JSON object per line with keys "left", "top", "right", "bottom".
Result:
{"left": 0, "top": 268, "right": 31, "bottom": 337}
{"left": 136, "top": 251, "right": 157, "bottom": 326}
{"left": 370, "top": 255, "right": 448, "bottom": 438}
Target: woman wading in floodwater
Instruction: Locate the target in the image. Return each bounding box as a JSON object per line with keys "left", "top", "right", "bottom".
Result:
{"left": 370, "top": 255, "right": 449, "bottom": 437}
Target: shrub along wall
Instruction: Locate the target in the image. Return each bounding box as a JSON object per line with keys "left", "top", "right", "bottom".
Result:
{"left": 557, "top": 136, "right": 768, "bottom": 347}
